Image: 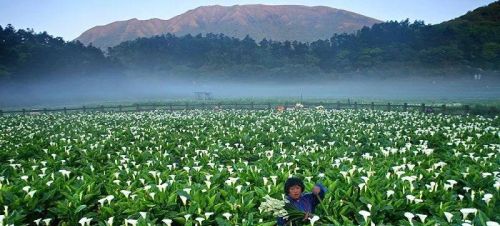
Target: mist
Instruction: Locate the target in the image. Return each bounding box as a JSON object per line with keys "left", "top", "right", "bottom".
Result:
{"left": 1, "top": 73, "right": 499, "bottom": 109}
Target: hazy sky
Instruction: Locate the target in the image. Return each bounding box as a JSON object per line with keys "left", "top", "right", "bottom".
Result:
{"left": 0, "top": 0, "right": 496, "bottom": 41}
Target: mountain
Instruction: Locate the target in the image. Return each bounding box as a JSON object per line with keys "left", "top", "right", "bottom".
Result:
{"left": 75, "top": 4, "right": 381, "bottom": 49}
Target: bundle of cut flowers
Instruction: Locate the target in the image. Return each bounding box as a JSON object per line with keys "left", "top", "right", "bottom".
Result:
{"left": 259, "top": 195, "right": 312, "bottom": 223}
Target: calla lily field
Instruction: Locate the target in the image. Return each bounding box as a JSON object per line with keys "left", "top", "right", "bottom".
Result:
{"left": 0, "top": 109, "right": 498, "bottom": 225}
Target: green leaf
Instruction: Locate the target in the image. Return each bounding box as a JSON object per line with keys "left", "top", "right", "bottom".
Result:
{"left": 75, "top": 205, "right": 86, "bottom": 214}
{"left": 256, "top": 221, "right": 276, "bottom": 226}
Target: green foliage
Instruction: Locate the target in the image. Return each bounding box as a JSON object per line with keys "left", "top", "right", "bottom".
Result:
{"left": 0, "top": 24, "right": 120, "bottom": 80}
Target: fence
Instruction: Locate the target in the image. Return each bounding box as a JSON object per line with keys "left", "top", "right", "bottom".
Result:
{"left": 1, "top": 101, "right": 494, "bottom": 116}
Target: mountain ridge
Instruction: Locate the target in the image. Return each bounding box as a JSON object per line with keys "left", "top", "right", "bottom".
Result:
{"left": 75, "top": 4, "right": 382, "bottom": 49}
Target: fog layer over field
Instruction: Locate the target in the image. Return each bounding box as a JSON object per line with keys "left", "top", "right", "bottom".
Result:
{"left": 1, "top": 75, "right": 499, "bottom": 108}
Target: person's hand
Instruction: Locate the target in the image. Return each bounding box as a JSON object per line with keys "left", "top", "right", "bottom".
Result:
{"left": 303, "top": 212, "right": 311, "bottom": 220}
{"left": 312, "top": 186, "right": 321, "bottom": 195}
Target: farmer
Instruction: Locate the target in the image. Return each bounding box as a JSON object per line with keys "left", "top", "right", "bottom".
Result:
{"left": 277, "top": 177, "right": 327, "bottom": 225}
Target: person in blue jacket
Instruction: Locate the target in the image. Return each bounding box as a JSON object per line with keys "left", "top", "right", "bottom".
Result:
{"left": 277, "top": 177, "right": 327, "bottom": 225}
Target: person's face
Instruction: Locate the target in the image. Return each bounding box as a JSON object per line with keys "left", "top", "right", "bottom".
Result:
{"left": 288, "top": 185, "right": 302, "bottom": 200}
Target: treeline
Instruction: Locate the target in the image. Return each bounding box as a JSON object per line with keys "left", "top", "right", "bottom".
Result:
{"left": 109, "top": 24, "right": 498, "bottom": 77}
{"left": 0, "top": 25, "right": 119, "bottom": 80}
{"left": 109, "top": 21, "right": 436, "bottom": 73}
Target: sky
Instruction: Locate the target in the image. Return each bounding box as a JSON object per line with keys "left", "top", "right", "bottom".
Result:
{"left": 0, "top": 0, "right": 496, "bottom": 41}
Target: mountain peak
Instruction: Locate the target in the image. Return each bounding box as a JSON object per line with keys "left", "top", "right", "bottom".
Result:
{"left": 76, "top": 4, "right": 381, "bottom": 49}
